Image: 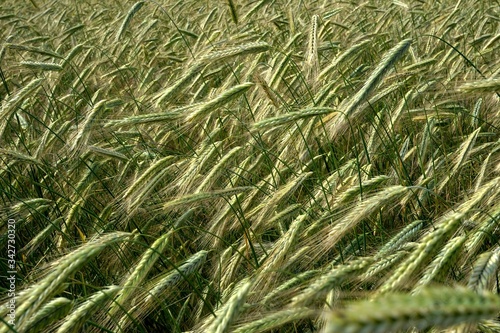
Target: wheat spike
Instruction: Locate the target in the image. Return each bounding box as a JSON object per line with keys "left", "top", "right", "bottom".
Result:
{"left": 115, "top": 1, "right": 145, "bottom": 42}
{"left": 323, "top": 287, "right": 500, "bottom": 333}
{"left": 233, "top": 308, "right": 317, "bottom": 333}
{"left": 116, "top": 250, "right": 208, "bottom": 331}
{"left": 195, "top": 146, "right": 243, "bottom": 193}
{"left": 379, "top": 213, "right": 463, "bottom": 293}
{"left": 109, "top": 230, "right": 174, "bottom": 317}
{"left": 304, "top": 14, "right": 319, "bottom": 82}
{"left": 199, "top": 42, "right": 270, "bottom": 63}
{"left": 468, "top": 247, "right": 500, "bottom": 293}
{"left": 56, "top": 286, "right": 121, "bottom": 333}
{"left": 9, "top": 232, "right": 131, "bottom": 333}
{"left": 185, "top": 82, "right": 254, "bottom": 122}
{"left": 163, "top": 187, "right": 251, "bottom": 211}
{"left": 292, "top": 258, "right": 372, "bottom": 306}
{"left": 376, "top": 220, "right": 425, "bottom": 258}
{"left": 323, "top": 186, "right": 409, "bottom": 252}
{"left": 0, "top": 77, "right": 44, "bottom": 139}
{"left": 253, "top": 107, "right": 336, "bottom": 130}
{"left": 21, "top": 61, "right": 63, "bottom": 71}
{"left": 458, "top": 79, "right": 500, "bottom": 93}
{"left": 24, "top": 297, "right": 73, "bottom": 333}
{"left": 204, "top": 278, "right": 254, "bottom": 333}
{"left": 437, "top": 127, "right": 481, "bottom": 193}
{"left": 70, "top": 99, "right": 108, "bottom": 157}
{"left": 324, "top": 39, "right": 411, "bottom": 135}
{"left": 414, "top": 236, "right": 466, "bottom": 292}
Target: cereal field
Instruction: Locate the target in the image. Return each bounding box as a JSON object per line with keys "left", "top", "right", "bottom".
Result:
{"left": 0, "top": 0, "right": 499, "bottom": 332}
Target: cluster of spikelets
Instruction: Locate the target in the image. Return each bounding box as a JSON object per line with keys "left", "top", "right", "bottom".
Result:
{"left": 1, "top": 0, "right": 500, "bottom": 332}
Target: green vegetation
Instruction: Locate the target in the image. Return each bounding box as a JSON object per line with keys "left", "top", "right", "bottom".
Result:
{"left": 1, "top": 0, "right": 499, "bottom": 332}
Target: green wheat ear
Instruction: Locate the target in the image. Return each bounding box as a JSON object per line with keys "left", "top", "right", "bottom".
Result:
{"left": 20, "top": 61, "right": 63, "bottom": 71}
{"left": 25, "top": 297, "right": 73, "bottom": 333}
{"left": 56, "top": 286, "right": 121, "bottom": 333}
{"left": 204, "top": 278, "right": 255, "bottom": 333}
{"left": 115, "top": 1, "right": 145, "bottom": 42}
{"left": 0, "top": 77, "right": 44, "bottom": 139}
{"left": 233, "top": 307, "right": 317, "bottom": 333}
{"left": 9, "top": 232, "right": 132, "bottom": 333}
{"left": 468, "top": 248, "right": 500, "bottom": 293}
{"left": 322, "top": 287, "right": 500, "bottom": 333}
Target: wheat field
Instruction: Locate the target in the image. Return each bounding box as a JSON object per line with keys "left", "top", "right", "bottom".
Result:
{"left": 0, "top": 0, "right": 499, "bottom": 332}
